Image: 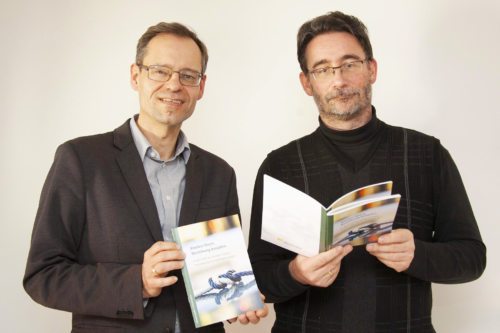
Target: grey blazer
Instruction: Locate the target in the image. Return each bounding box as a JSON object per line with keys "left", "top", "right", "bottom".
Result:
{"left": 24, "top": 119, "right": 239, "bottom": 333}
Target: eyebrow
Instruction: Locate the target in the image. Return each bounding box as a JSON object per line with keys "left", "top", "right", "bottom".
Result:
{"left": 310, "top": 54, "right": 364, "bottom": 69}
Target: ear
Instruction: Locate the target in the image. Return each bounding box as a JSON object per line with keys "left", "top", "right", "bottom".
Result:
{"left": 368, "top": 58, "right": 378, "bottom": 84}
{"left": 130, "top": 63, "right": 140, "bottom": 91}
{"left": 196, "top": 74, "right": 207, "bottom": 100}
{"left": 299, "top": 71, "right": 313, "bottom": 96}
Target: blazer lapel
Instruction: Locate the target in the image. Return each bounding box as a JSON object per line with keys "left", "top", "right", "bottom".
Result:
{"left": 113, "top": 120, "right": 163, "bottom": 241}
{"left": 178, "top": 148, "right": 202, "bottom": 227}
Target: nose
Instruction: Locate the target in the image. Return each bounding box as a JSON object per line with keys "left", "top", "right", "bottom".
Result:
{"left": 164, "top": 72, "right": 182, "bottom": 91}
{"left": 330, "top": 70, "right": 348, "bottom": 89}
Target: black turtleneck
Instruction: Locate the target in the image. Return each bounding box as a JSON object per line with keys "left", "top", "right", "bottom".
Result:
{"left": 318, "top": 108, "right": 386, "bottom": 173}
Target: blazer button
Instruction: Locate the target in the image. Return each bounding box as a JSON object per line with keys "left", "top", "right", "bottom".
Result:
{"left": 164, "top": 328, "right": 171, "bottom": 333}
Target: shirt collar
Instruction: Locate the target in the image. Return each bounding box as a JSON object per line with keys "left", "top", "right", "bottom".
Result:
{"left": 129, "top": 115, "right": 191, "bottom": 164}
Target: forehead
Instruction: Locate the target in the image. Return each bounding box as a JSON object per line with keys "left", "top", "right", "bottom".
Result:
{"left": 143, "top": 33, "right": 202, "bottom": 71}
{"left": 305, "top": 32, "right": 366, "bottom": 67}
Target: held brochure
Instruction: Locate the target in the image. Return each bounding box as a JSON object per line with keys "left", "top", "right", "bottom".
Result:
{"left": 261, "top": 175, "right": 401, "bottom": 257}
{"left": 172, "top": 214, "right": 263, "bottom": 328}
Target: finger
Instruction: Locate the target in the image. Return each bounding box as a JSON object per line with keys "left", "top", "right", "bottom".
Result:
{"left": 145, "top": 241, "right": 180, "bottom": 257}
{"left": 377, "top": 258, "right": 398, "bottom": 270}
{"left": 322, "top": 263, "right": 341, "bottom": 284}
{"left": 143, "top": 275, "right": 179, "bottom": 297}
{"left": 342, "top": 245, "right": 354, "bottom": 256}
{"left": 378, "top": 229, "right": 413, "bottom": 244}
{"left": 227, "top": 317, "right": 237, "bottom": 324}
{"left": 368, "top": 238, "right": 415, "bottom": 254}
{"left": 256, "top": 305, "right": 268, "bottom": 318}
{"left": 323, "top": 246, "right": 348, "bottom": 261}
{"left": 327, "top": 262, "right": 341, "bottom": 275}
{"left": 245, "top": 310, "right": 260, "bottom": 324}
{"left": 153, "top": 260, "right": 185, "bottom": 275}
{"left": 149, "top": 275, "right": 179, "bottom": 289}
{"left": 328, "top": 246, "right": 352, "bottom": 267}
{"left": 237, "top": 313, "right": 249, "bottom": 325}
{"left": 154, "top": 249, "right": 186, "bottom": 263}
{"left": 377, "top": 258, "right": 411, "bottom": 273}
{"left": 369, "top": 251, "right": 413, "bottom": 263}
{"left": 310, "top": 246, "right": 349, "bottom": 269}
{"left": 146, "top": 250, "right": 185, "bottom": 275}
{"left": 291, "top": 246, "right": 350, "bottom": 286}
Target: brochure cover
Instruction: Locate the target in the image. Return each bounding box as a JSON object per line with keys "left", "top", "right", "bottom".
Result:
{"left": 261, "top": 175, "right": 401, "bottom": 256}
{"left": 172, "top": 215, "right": 264, "bottom": 328}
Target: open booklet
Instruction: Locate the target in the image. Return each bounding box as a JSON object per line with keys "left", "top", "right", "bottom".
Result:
{"left": 261, "top": 175, "right": 401, "bottom": 257}
{"left": 172, "top": 215, "right": 264, "bottom": 328}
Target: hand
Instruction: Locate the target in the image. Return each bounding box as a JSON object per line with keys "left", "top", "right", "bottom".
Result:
{"left": 227, "top": 294, "right": 269, "bottom": 325}
{"left": 366, "top": 228, "right": 415, "bottom": 272}
{"left": 289, "top": 245, "right": 352, "bottom": 287}
{"left": 142, "top": 241, "right": 185, "bottom": 298}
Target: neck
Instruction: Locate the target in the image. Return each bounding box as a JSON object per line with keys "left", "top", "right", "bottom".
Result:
{"left": 137, "top": 114, "right": 180, "bottom": 160}
{"left": 320, "top": 106, "right": 373, "bottom": 131}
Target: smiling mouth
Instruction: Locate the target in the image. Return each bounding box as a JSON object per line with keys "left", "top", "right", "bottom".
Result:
{"left": 159, "top": 98, "right": 183, "bottom": 105}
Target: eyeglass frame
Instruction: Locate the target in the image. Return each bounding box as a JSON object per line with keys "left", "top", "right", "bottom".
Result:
{"left": 308, "top": 58, "right": 371, "bottom": 81}
{"left": 137, "top": 64, "right": 203, "bottom": 87}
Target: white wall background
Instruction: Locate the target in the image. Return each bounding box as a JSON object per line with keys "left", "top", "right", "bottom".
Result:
{"left": 1, "top": 0, "right": 499, "bottom": 332}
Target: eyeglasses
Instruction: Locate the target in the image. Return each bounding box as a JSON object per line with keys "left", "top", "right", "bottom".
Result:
{"left": 309, "top": 59, "right": 369, "bottom": 81}
{"left": 138, "top": 64, "right": 203, "bottom": 86}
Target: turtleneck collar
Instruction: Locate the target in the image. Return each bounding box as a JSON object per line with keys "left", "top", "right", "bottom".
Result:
{"left": 319, "top": 107, "right": 381, "bottom": 146}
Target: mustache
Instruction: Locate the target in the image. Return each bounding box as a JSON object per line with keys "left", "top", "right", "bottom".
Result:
{"left": 325, "top": 88, "right": 360, "bottom": 100}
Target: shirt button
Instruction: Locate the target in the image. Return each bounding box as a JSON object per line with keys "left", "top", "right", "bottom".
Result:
{"left": 166, "top": 195, "right": 171, "bottom": 201}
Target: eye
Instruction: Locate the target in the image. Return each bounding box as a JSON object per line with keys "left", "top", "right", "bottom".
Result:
{"left": 312, "top": 67, "right": 332, "bottom": 78}
{"left": 179, "top": 71, "right": 201, "bottom": 84}
{"left": 316, "top": 67, "right": 329, "bottom": 74}
{"left": 152, "top": 68, "right": 169, "bottom": 77}
{"left": 180, "top": 73, "right": 196, "bottom": 81}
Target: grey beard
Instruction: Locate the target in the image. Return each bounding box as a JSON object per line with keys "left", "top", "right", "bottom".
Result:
{"left": 317, "top": 85, "right": 372, "bottom": 121}
{"left": 320, "top": 104, "right": 362, "bottom": 121}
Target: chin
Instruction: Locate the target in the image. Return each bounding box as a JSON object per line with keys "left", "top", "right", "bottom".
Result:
{"left": 342, "top": 109, "right": 362, "bottom": 119}
{"left": 322, "top": 107, "right": 360, "bottom": 121}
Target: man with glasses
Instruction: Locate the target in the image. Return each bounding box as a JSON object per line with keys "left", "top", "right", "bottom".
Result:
{"left": 248, "top": 11, "right": 486, "bottom": 332}
{"left": 24, "top": 22, "right": 267, "bottom": 332}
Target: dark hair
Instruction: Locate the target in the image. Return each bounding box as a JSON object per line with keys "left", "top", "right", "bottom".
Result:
{"left": 136, "top": 22, "right": 208, "bottom": 74}
{"left": 297, "top": 11, "right": 373, "bottom": 73}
